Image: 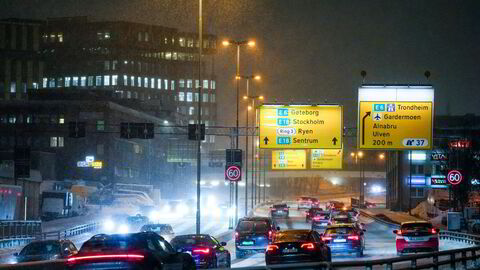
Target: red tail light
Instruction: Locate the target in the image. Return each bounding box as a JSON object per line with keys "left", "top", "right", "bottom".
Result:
{"left": 313, "top": 216, "right": 321, "bottom": 221}
{"left": 347, "top": 235, "right": 359, "bottom": 241}
{"left": 430, "top": 228, "right": 438, "bottom": 234}
{"left": 193, "top": 247, "right": 210, "bottom": 254}
{"left": 67, "top": 254, "right": 144, "bottom": 265}
{"left": 235, "top": 232, "right": 239, "bottom": 240}
{"left": 301, "top": 243, "right": 315, "bottom": 250}
{"left": 322, "top": 236, "right": 332, "bottom": 241}
{"left": 284, "top": 208, "right": 288, "bottom": 211}
{"left": 268, "top": 230, "right": 273, "bottom": 240}
{"left": 266, "top": 245, "right": 279, "bottom": 253}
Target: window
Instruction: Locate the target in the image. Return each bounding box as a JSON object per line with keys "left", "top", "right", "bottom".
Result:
{"left": 138, "top": 32, "right": 142, "bottom": 42}
{"left": 145, "top": 32, "right": 149, "bottom": 42}
{"left": 104, "top": 61, "right": 110, "bottom": 71}
{"left": 144, "top": 77, "right": 149, "bottom": 88}
{"left": 165, "top": 52, "right": 171, "bottom": 60}
{"left": 80, "top": 76, "right": 86, "bottom": 86}
{"left": 87, "top": 76, "right": 94, "bottom": 86}
{"left": 203, "top": 80, "right": 209, "bottom": 89}
{"left": 179, "top": 92, "right": 185, "bottom": 101}
{"left": 210, "top": 135, "right": 215, "bottom": 143}
{"left": 104, "top": 75, "right": 110, "bottom": 86}
{"left": 59, "top": 115, "right": 65, "bottom": 124}
{"left": 157, "top": 79, "right": 162, "bottom": 89}
{"left": 96, "top": 120, "right": 105, "bottom": 131}
{"left": 10, "top": 82, "right": 16, "bottom": 93}
{"left": 112, "top": 60, "right": 117, "bottom": 70}
{"left": 187, "top": 79, "right": 193, "bottom": 88}
{"left": 72, "top": 77, "right": 79, "bottom": 86}
{"left": 112, "top": 75, "right": 118, "bottom": 86}
{"left": 134, "top": 144, "right": 141, "bottom": 154}
{"left": 203, "top": 93, "right": 208, "bottom": 102}
{"left": 195, "top": 80, "right": 200, "bottom": 88}
{"left": 179, "top": 37, "right": 185, "bottom": 47}
{"left": 137, "top": 77, "right": 142, "bottom": 87}
{"left": 171, "top": 80, "right": 175, "bottom": 90}
{"left": 130, "top": 76, "right": 135, "bottom": 86}
{"left": 42, "top": 78, "right": 47, "bottom": 88}
{"left": 187, "top": 38, "right": 194, "bottom": 47}
{"left": 58, "top": 33, "right": 63, "bottom": 42}
{"left": 187, "top": 92, "right": 193, "bottom": 102}
{"left": 96, "top": 76, "right": 102, "bottom": 86}
{"left": 32, "top": 82, "right": 38, "bottom": 89}
{"left": 150, "top": 78, "right": 155, "bottom": 89}
{"left": 189, "top": 107, "right": 194, "bottom": 115}
{"left": 204, "top": 107, "right": 209, "bottom": 115}
{"left": 211, "top": 80, "right": 216, "bottom": 89}
{"left": 56, "top": 78, "right": 63, "bottom": 88}
{"left": 194, "top": 93, "right": 199, "bottom": 102}
{"left": 127, "top": 91, "right": 131, "bottom": 99}
{"left": 123, "top": 75, "right": 128, "bottom": 86}
{"left": 48, "top": 78, "right": 55, "bottom": 88}
{"left": 179, "top": 79, "right": 185, "bottom": 88}
{"left": 164, "top": 79, "right": 168, "bottom": 90}
{"left": 211, "top": 93, "right": 216, "bottom": 102}
{"left": 50, "top": 137, "right": 64, "bottom": 147}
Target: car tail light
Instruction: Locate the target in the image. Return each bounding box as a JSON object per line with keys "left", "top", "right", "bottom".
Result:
{"left": 322, "top": 236, "right": 332, "bottom": 241}
{"left": 396, "top": 230, "right": 403, "bottom": 235}
{"left": 67, "top": 254, "right": 144, "bottom": 265}
{"left": 430, "top": 228, "right": 438, "bottom": 234}
{"left": 235, "top": 232, "right": 239, "bottom": 240}
{"left": 313, "top": 216, "right": 321, "bottom": 221}
{"left": 266, "top": 245, "right": 279, "bottom": 253}
{"left": 193, "top": 247, "right": 210, "bottom": 254}
{"left": 301, "top": 243, "right": 315, "bottom": 250}
{"left": 284, "top": 208, "right": 288, "bottom": 211}
{"left": 348, "top": 235, "right": 359, "bottom": 241}
{"left": 268, "top": 230, "right": 274, "bottom": 240}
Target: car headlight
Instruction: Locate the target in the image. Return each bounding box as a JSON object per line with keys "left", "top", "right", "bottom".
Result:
{"left": 149, "top": 210, "right": 159, "bottom": 221}
{"left": 103, "top": 219, "right": 115, "bottom": 232}
{"left": 118, "top": 224, "right": 129, "bottom": 234}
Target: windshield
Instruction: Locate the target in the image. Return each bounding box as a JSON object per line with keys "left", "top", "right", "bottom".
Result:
{"left": 401, "top": 223, "right": 432, "bottom": 231}
{"left": 273, "top": 204, "right": 287, "bottom": 208}
{"left": 325, "top": 227, "right": 354, "bottom": 235}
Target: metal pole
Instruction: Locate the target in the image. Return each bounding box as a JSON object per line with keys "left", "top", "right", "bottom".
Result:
{"left": 263, "top": 149, "right": 266, "bottom": 202}
{"left": 255, "top": 104, "right": 259, "bottom": 205}
{"left": 409, "top": 150, "right": 412, "bottom": 215}
{"left": 244, "top": 79, "right": 249, "bottom": 216}
{"left": 195, "top": 0, "right": 202, "bottom": 235}
{"left": 251, "top": 102, "right": 255, "bottom": 209}
{"left": 234, "top": 44, "right": 240, "bottom": 226}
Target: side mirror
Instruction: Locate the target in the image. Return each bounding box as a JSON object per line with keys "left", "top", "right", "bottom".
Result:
{"left": 393, "top": 230, "right": 398, "bottom": 234}
{"left": 277, "top": 226, "right": 281, "bottom": 231}
{"left": 13, "top": 252, "right": 18, "bottom": 257}
{"left": 221, "top": 242, "right": 227, "bottom": 246}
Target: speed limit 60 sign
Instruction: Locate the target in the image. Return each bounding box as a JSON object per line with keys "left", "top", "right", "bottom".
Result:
{"left": 225, "top": 165, "right": 242, "bottom": 181}
{"left": 447, "top": 170, "right": 463, "bottom": 185}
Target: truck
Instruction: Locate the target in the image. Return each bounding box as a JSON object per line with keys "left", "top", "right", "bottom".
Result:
{"left": 41, "top": 191, "right": 85, "bottom": 221}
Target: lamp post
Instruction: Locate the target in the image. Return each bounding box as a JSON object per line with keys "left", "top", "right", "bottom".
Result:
{"left": 351, "top": 151, "right": 364, "bottom": 205}
{"left": 222, "top": 39, "right": 255, "bottom": 225}
{"left": 195, "top": 0, "right": 203, "bottom": 235}
{"left": 238, "top": 75, "right": 261, "bottom": 216}
{"left": 244, "top": 93, "right": 264, "bottom": 208}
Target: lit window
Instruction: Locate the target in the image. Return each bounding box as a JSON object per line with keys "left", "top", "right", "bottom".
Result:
{"left": 58, "top": 33, "right": 63, "bottom": 42}
{"left": 112, "top": 60, "right": 117, "bottom": 70}
{"left": 112, "top": 75, "right": 118, "bottom": 86}
{"left": 32, "top": 82, "right": 38, "bottom": 89}
{"left": 130, "top": 76, "right": 135, "bottom": 86}
{"left": 211, "top": 93, "right": 216, "bottom": 102}
{"left": 189, "top": 120, "right": 195, "bottom": 124}
{"left": 48, "top": 78, "right": 55, "bottom": 88}
{"left": 80, "top": 76, "right": 86, "bottom": 86}
{"left": 195, "top": 80, "right": 200, "bottom": 88}
{"left": 42, "top": 78, "right": 47, "bottom": 88}
{"left": 123, "top": 75, "right": 128, "bottom": 86}
{"left": 138, "top": 32, "right": 143, "bottom": 42}
{"left": 50, "top": 34, "right": 55, "bottom": 42}
{"left": 104, "top": 61, "right": 110, "bottom": 71}
{"left": 104, "top": 32, "right": 111, "bottom": 39}
{"left": 205, "top": 120, "right": 209, "bottom": 126}
{"left": 165, "top": 52, "right": 171, "bottom": 60}
{"left": 179, "top": 92, "right": 184, "bottom": 101}
{"left": 187, "top": 38, "right": 194, "bottom": 47}
{"left": 58, "top": 137, "right": 64, "bottom": 147}
{"left": 96, "top": 76, "right": 102, "bottom": 86}
{"left": 164, "top": 79, "right": 168, "bottom": 90}
{"left": 137, "top": 77, "right": 142, "bottom": 87}
{"left": 195, "top": 93, "right": 199, "bottom": 102}
{"left": 203, "top": 93, "right": 208, "bottom": 102}
{"left": 187, "top": 92, "right": 193, "bottom": 102}
{"left": 50, "top": 137, "right": 64, "bottom": 147}
{"left": 96, "top": 120, "right": 105, "bottom": 131}
{"left": 72, "top": 77, "right": 79, "bottom": 86}
{"left": 127, "top": 91, "right": 131, "bottom": 99}
{"left": 56, "top": 78, "right": 63, "bottom": 88}
{"left": 59, "top": 116, "right": 65, "bottom": 124}
{"left": 143, "top": 77, "right": 148, "bottom": 88}
{"left": 171, "top": 80, "right": 175, "bottom": 90}
{"left": 203, "top": 80, "right": 209, "bottom": 89}
{"left": 179, "top": 37, "right": 185, "bottom": 47}
{"left": 172, "top": 52, "right": 177, "bottom": 60}
{"left": 211, "top": 80, "right": 216, "bottom": 89}
{"left": 179, "top": 79, "right": 185, "bottom": 88}
{"left": 187, "top": 80, "right": 193, "bottom": 88}
{"left": 104, "top": 75, "right": 110, "bottom": 86}
{"left": 8, "top": 116, "right": 16, "bottom": 123}
{"left": 145, "top": 32, "right": 149, "bottom": 42}
{"left": 164, "top": 37, "right": 168, "bottom": 44}
{"left": 87, "top": 76, "right": 93, "bottom": 86}
{"left": 189, "top": 107, "right": 194, "bottom": 115}
{"left": 150, "top": 78, "right": 155, "bottom": 89}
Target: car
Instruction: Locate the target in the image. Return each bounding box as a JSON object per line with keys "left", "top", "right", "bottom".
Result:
{"left": 235, "top": 217, "right": 280, "bottom": 259}
{"left": 297, "top": 196, "right": 314, "bottom": 209}
{"left": 311, "top": 198, "right": 321, "bottom": 208}
{"left": 265, "top": 229, "right": 331, "bottom": 265}
{"left": 170, "top": 234, "right": 231, "bottom": 269}
{"left": 14, "top": 240, "right": 77, "bottom": 263}
{"left": 66, "top": 232, "right": 196, "bottom": 270}
{"left": 305, "top": 207, "right": 324, "bottom": 222}
{"left": 394, "top": 221, "right": 439, "bottom": 255}
{"left": 327, "top": 201, "right": 345, "bottom": 210}
{"left": 127, "top": 213, "right": 149, "bottom": 225}
{"left": 311, "top": 211, "right": 332, "bottom": 230}
{"left": 322, "top": 224, "right": 366, "bottom": 257}
{"left": 331, "top": 214, "right": 355, "bottom": 225}
{"left": 140, "top": 223, "right": 175, "bottom": 242}
{"left": 270, "top": 203, "right": 289, "bottom": 217}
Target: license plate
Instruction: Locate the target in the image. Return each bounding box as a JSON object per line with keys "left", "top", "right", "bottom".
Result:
{"left": 334, "top": 238, "right": 347, "bottom": 243}
{"left": 321, "top": 223, "right": 328, "bottom": 225}
{"left": 277, "top": 210, "right": 283, "bottom": 213}
{"left": 243, "top": 241, "right": 254, "bottom": 245}
{"left": 407, "top": 237, "right": 427, "bottom": 242}
{"left": 283, "top": 248, "right": 298, "bottom": 253}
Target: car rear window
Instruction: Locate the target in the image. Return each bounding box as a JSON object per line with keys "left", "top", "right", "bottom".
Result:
{"left": 273, "top": 204, "right": 287, "bottom": 208}
{"left": 237, "top": 220, "right": 269, "bottom": 233}
{"left": 325, "top": 227, "right": 354, "bottom": 235}
{"left": 275, "top": 232, "right": 309, "bottom": 242}
{"left": 171, "top": 236, "right": 213, "bottom": 248}
{"left": 80, "top": 236, "right": 139, "bottom": 252}
{"left": 401, "top": 223, "right": 432, "bottom": 231}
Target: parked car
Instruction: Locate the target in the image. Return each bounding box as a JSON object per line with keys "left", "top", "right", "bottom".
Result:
{"left": 14, "top": 240, "right": 77, "bottom": 263}
{"left": 394, "top": 221, "right": 439, "bottom": 255}
{"left": 235, "top": 217, "right": 280, "bottom": 259}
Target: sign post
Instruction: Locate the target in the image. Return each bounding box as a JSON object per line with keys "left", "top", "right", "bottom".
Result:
{"left": 259, "top": 104, "right": 342, "bottom": 149}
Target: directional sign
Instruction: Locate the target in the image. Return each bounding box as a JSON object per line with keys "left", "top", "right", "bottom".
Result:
{"left": 272, "top": 150, "right": 306, "bottom": 170}
{"left": 358, "top": 101, "right": 433, "bottom": 150}
{"left": 225, "top": 165, "right": 242, "bottom": 181}
{"left": 311, "top": 149, "right": 343, "bottom": 169}
{"left": 259, "top": 105, "right": 343, "bottom": 149}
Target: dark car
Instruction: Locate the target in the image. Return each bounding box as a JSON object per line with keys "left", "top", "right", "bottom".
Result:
{"left": 66, "top": 232, "right": 196, "bottom": 270}
{"left": 235, "top": 217, "right": 279, "bottom": 259}
{"left": 306, "top": 208, "right": 324, "bottom": 222}
{"left": 331, "top": 214, "right": 355, "bottom": 225}
{"left": 170, "top": 234, "right": 231, "bottom": 269}
{"left": 270, "top": 203, "right": 289, "bottom": 218}
{"left": 140, "top": 223, "right": 175, "bottom": 242}
{"left": 14, "top": 240, "right": 77, "bottom": 263}
{"left": 322, "top": 224, "right": 366, "bottom": 257}
{"left": 265, "top": 229, "right": 331, "bottom": 265}
{"left": 311, "top": 211, "right": 332, "bottom": 230}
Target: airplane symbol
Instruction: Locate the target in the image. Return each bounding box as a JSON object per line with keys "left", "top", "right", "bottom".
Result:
{"left": 373, "top": 113, "right": 382, "bottom": 121}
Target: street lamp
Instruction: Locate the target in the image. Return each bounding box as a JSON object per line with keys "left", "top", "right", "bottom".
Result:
{"left": 238, "top": 74, "right": 262, "bottom": 215}
{"left": 222, "top": 39, "right": 256, "bottom": 225}
{"left": 351, "top": 151, "right": 365, "bottom": 205}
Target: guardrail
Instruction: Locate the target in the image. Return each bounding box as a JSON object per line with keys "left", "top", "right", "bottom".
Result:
{"left": 35, "top": 222, "right": 99, "bottom": 240}
{"left": 0, "top": 221, "right": 42, "bottom": 240}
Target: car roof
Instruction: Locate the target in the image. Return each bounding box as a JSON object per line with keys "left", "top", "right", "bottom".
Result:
{"left": 326, "top": 223, "right": 355, "bottom": 228}
{"left": 172, "top": 234, "right": 210, "bottom": 238}
{"left": 277, "top": 229, "right": 311, "bottom": 234}
{"left": 401, "top": 221, "right": 431, "bottom": 225}
{"left": 239, "top": 216, "right": 271, "bottom": 221}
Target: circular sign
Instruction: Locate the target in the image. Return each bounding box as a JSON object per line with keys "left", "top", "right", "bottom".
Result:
{"left": 225, "top": 165, "right": 241, "bottom": 181}
{"left": 447, "top": 170, "right": 463, "bottom": 185}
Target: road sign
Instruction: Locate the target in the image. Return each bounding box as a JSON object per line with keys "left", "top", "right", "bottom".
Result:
{"left": 358, "top": 101, "right": 433, "bottom": 150}
{"left": 447, "top": 170, "right": 463, "bottom": 185}
{"left": 272, "top": 150, "right": 306, "bottom": 170}
{"left": 225, "top": 165, "right": 242, "bottom": 181}
{"left": 226, "top": 149, "right": 242, "bottom": 166}
{"left": 259, "top": 105, "right": 343, "bottom": 149}
{"left": 311, "top": 149, "right": 343, "bottom": 169}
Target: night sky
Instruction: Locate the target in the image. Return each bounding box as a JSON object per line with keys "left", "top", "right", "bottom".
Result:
{"left": 2, "top": 0, "right": 480, "bottom": 129}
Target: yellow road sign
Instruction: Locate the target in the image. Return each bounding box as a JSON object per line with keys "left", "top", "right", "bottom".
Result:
{"left": 358, "top": 101, "right": 433, "bottom": 150}
{"left": 272, "top": 150, "right": 306, "bottom": 170}
{"left": 259, "top": 105, "right": 343, "bottom": 149}
{"left": 311, "top": 149, "right": 343, "bottom": 169}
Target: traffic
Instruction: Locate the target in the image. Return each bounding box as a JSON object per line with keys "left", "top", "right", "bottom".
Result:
{"left": 3, "top": 196, "right": 464, "bottom": 269}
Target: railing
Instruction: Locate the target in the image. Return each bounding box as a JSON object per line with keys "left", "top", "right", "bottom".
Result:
{"left": 0, "top": 221, "right": 42, "bottom": 240}
{"left": 36, "top": 222, "right": 99, "bottom": 240}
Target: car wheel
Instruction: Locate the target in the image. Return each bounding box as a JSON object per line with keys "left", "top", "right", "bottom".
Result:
{"left": 356, "top": 249, "right": 364, "bottom": 257}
